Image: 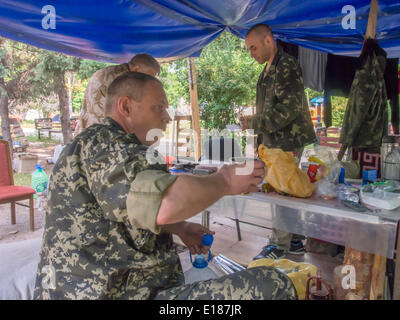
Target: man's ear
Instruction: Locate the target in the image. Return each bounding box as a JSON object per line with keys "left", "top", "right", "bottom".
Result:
{"left": 116, "top": 96, "right": 132, "bottom": 117}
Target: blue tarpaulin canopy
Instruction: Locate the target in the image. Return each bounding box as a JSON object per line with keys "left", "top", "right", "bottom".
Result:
{"left": 1, "top": 0, "right": 400, "bottom": 63}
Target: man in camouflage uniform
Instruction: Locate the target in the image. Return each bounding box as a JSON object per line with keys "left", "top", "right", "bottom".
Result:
{"left": 241, "top": 24, "right": 316, "bottom": 260}
{"left": 34, "top": 72, "right": 297, "bottom": 300}
{"left": 74, "top": 53, "right": 160, "bottom": 135}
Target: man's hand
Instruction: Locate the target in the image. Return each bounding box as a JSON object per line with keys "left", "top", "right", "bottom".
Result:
{"left": 218, "top": 159, "right": 265, "bottom": 195}
{"left": 175, "top": 222, "right": 215, "bottom": 255}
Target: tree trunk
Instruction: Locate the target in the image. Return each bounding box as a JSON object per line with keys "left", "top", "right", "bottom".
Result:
{"left": 57, "top": 73, "right": 71, "bottom": 145}
{"left": 0, "top": 83, "right": 13, "bottom": 157}
{"left": 66, "top": 72, "right": 74, "bottom": 115}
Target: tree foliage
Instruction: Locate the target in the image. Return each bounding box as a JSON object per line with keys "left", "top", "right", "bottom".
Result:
{"left": 196, "top": 32, "right": 263, "bottom": 130}
{"left": 159, "top": 60, "right": 189, "bottom": 109}
{"left": 31, "top": 51, "right": 80, "bottom": 95}
{"left": 160, "top": 32, "right": 263, "bottom": 130}
{"left": 77, "top": 59, "right": 110, "bottom": 81}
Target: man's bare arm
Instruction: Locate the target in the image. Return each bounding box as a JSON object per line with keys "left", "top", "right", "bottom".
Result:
{"left": 156, "top": 161, "right": 264, "bottom": 225}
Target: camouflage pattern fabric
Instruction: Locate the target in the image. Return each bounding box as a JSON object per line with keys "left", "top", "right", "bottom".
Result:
{"left": 34, "top": 117, "right": 183, "bottom": 300}
{"left": 34, "top": 116, "right": 297, "bottom": 300}
{"left": 339, "top": 40, "right": 388, "bottom": 151}
{"left": 74, "top": 63, "right": 130, "bottom": 135}
{"left": 249, "top": 50, "right": 316, "bottom": 152}
{"left": 154, "top": 266, "right": 297, "bottom": 300}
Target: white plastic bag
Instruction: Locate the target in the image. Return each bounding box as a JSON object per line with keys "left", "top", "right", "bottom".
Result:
{"left": 360, "top": 181, "right": 400, "bottom": 210}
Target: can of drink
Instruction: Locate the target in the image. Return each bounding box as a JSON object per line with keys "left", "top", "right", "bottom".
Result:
{"left": 307, "top": 163, "right": 320, "bottom": 183}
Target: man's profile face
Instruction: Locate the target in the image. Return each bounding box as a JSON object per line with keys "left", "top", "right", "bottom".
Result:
{"left": 245, "top": 31, "right": 271, "bottom": 64}
{"left": 130, "top": 81, "right": 171, "bottom": 135}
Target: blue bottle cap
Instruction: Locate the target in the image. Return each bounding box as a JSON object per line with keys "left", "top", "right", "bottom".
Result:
{"left": 192, "top": 255, "right": 208, "bottom": 269}
{"left": 35, "top": 164, "right": 43, "bottom": 171}
{"left": 202, "top": 234, "right": 214, "bottom": 246}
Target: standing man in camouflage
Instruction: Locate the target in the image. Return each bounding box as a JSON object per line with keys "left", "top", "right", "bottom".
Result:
{"left": 241, "top": 24, "right": 316, "bottom": 260}
{"left": 74, "top": 53, "right": 160, "bottom": 135}
{"left": 34, "top": 72, "right": 297, "bottom": 300}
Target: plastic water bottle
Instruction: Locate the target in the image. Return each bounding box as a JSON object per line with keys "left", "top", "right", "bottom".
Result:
{"left": 184, "top": 234, "right": 219, "bottom": 284}
{"left": 31, "top": 164, "right": 48, "bottom": 208}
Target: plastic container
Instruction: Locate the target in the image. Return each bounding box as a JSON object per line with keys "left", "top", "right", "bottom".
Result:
{"left": 184, "top": 234, "right": 219, "bottom": 284}
{"left": 31, "top": 164, "right": 48, "bottom": 201}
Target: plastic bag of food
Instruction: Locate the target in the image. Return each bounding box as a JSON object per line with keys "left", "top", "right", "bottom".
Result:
{"left": 303, "top": 145, "right": 342, "bottom": 183}
{"left": 258, "top": 145, "right": 315, "bottom": 198}
{"left": 248, "top": 258, "right": 318, "bottom": 300}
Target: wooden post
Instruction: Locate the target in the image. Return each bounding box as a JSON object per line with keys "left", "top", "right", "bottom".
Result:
{"left": 365, "top": 0, "right": 379, "bottom": 40}
{"left": 187, "top": 57, "right": 201, "bottom": 161}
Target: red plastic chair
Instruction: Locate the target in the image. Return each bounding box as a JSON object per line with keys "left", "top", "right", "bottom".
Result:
{"left": 0, "top": 140, "right": 36, "bottom": 231}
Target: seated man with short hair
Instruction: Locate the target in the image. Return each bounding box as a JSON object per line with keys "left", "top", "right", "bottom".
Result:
{"left": 34, "top": 72, "right": 297, "bottom": 300}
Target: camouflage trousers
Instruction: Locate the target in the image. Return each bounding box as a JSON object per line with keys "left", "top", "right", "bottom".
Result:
{"left": 154, "top": 266, "right": 297, "bottom": 300}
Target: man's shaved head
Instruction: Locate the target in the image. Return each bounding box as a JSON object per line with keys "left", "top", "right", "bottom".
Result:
{"left": 245, "top": 23, "right": 277, "bottom": 65}
{"left": 246, "top": 24, "right": 273, "bottom": 41}
{"left": 105, "top": 71, "right": 170, "bottom": 144}
{"left": 105, "top": 72, "right": 162, "bottom": 115}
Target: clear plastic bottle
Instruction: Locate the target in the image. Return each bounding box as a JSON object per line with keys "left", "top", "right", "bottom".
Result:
{"left": 184, "top": 234, "right": 219, "bottom": 284}
{"left": 31, "top": 164, "right": 48, "bottom": 209}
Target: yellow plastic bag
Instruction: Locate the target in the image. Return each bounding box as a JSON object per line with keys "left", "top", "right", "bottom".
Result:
{"left": 248, "top": 258, "right": 318, "bottom": 300}
{"left": 258, "top": 144, "right": 315, "bottom": 198}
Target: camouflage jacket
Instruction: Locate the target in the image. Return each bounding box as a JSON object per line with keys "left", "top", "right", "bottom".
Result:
{"left": 74, "top": 63, "right": 130, "bottom": 135}
{"left": 34, "top": 117, "right": 183, "bottom": 300}
{"left": 249, "top": 50, "right": 316, "bottom": 151}
{"left": 339, "top": 40, "right": 388, "bottom": 151}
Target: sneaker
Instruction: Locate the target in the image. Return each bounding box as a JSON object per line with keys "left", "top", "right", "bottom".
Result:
{"left": 253, "top": 245, "right": 285, "bottom": 260}
{"left": 288, "top": 241, "right": 305, "bottom": 255}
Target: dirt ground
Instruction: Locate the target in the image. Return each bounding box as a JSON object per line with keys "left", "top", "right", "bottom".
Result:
{"left": 0, "top": 143, "right": 56, "bottom": 244}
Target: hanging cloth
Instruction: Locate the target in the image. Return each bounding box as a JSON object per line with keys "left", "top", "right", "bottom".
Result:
{"left": 339, "top": 39, "right": 388, "bottom": 156}
{"left": 298, "top": 46, "right": 328, "bottom": 92}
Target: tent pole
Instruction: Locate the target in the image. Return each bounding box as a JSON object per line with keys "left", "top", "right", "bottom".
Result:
{"left": 187, "top": 57, "right": 201, "bottom": 161}
{"left": 365, "top": 0, "right": 378, "bottom": 40}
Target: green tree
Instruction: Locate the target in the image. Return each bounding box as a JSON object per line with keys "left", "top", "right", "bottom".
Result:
{"left": 77, "top": 59, "right": 110, "bottom": 81}
{"left": 159, "top": 60, "right": 189, "bottom": 108}
{"left": 331, "top": 96, "right": 348, "bottom": 127}
{"left": 159, "top": 32, "right": 263, "bottom": 131}
{"left": 0, "top": 37, "right": 40, "bottom": 155}
{"left": 196, "top": 32, "right": 263, "bottom": 130}
{"left": 31, "top": 51, "right": 81, "bottom": 144}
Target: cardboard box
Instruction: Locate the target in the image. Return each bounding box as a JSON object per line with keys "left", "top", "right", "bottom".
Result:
{"left": 14, "top": 153, "right": 39, "bottom": 173}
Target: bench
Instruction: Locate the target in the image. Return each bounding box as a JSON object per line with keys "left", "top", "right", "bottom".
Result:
{"left": 0, "top": 118, "right": 30, "bottom": 153}
{"left": 34, "top": 118, "right": 77, "bottom": 140}
{"left": 34, "top": 118, "right": 55, "bottom": 139}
